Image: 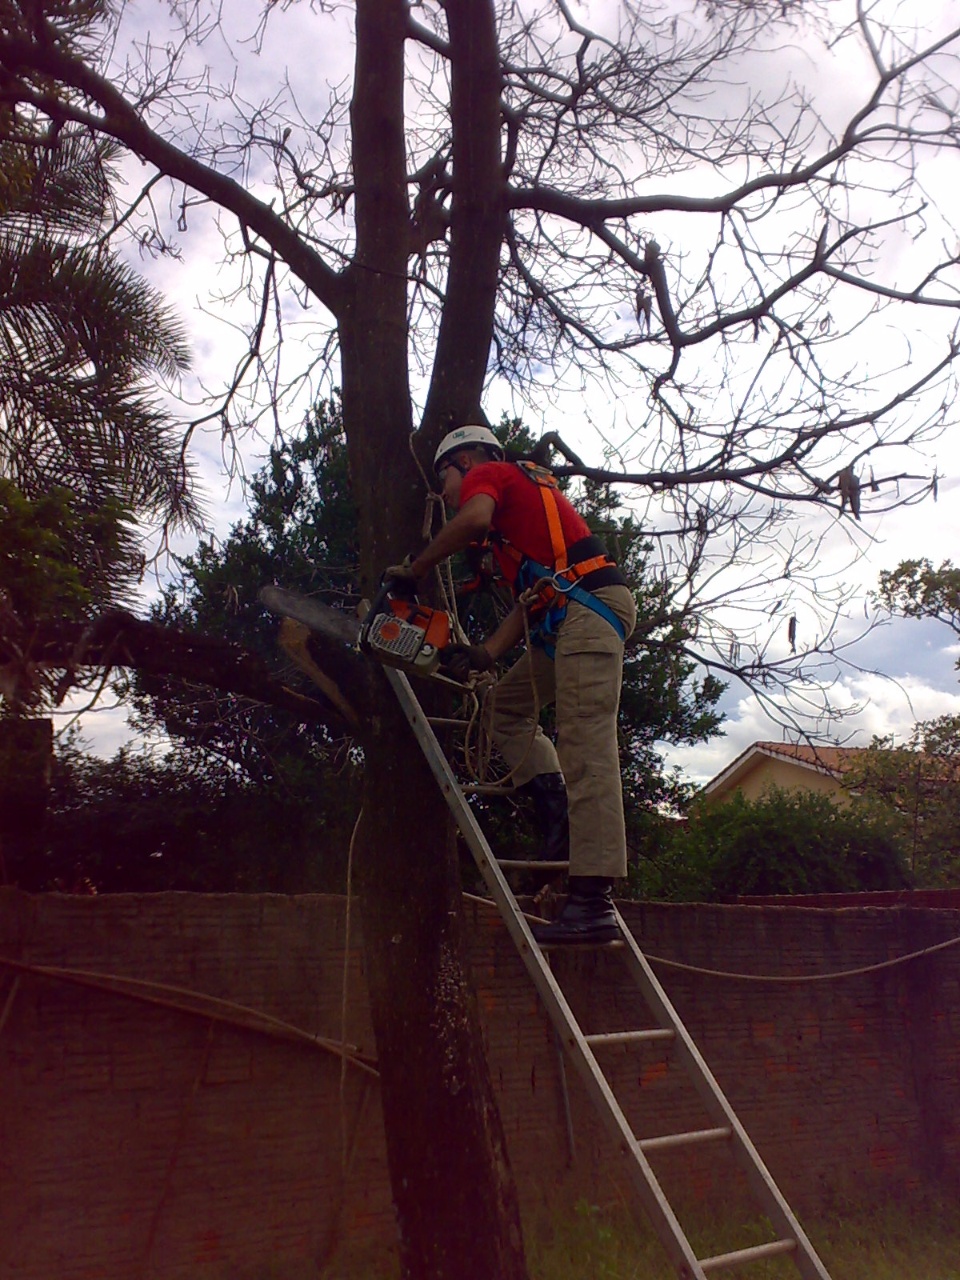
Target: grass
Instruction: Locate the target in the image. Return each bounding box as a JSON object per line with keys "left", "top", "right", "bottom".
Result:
{"left": 312, "top": 1192, "right": 960, "bottom": 1279}
{"left": 524, "top": 1193, "right": 960, "bottom": 1280}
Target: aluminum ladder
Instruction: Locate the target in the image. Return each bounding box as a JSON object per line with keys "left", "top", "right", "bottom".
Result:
{"left": 387, "top": 666, "right": 833, "bottom": 1280}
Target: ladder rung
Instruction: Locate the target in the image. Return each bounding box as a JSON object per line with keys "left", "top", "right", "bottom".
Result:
{"left": 585, "top": 1028, "right": 675, "bottom": 1048}
{"left": 496, "top": 859, "right": 569, "bottom": 871}
{"left": 538, "top": 938, "right": 625, "bottom": 950}
{"left": 462, "top": 783, "right": 518, "bottom": 795}
{"left": 426, "top": 716, "right": 471, "bottom": 727}
{"left": 638, "top": 1125, "right": 731, "bottom": 1154}
{"left": 700, "top": 1237, "right": 796, "bottom": 1272}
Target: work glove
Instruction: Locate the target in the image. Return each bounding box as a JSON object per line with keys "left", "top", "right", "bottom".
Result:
{"left": 440, "top": 643, "right": 496, "bottom": 683}
{"left": 383, "top": 554, "right": 420, "bottom": 598}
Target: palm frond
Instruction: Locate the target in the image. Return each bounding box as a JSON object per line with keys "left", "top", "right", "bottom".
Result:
{"left": 0, "top": 110, "right": 202, "bottom": 580}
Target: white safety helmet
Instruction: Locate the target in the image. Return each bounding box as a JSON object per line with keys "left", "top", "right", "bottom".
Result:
{"left": 433, "top": 424, "right": 504, "bottom": 474}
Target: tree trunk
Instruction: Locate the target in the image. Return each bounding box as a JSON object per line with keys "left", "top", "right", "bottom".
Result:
{"left": 355, "top": 734, "right": 527, "bottom": 1279}
{"left": 340, "top": 2, "right": 528, "bottom": 1275}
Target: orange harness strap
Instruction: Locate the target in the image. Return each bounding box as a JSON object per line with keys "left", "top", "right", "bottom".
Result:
{"left": 490, "top": 462, "right": 617, "bottom": 588}
{"left": 531, "top": 470, "right": 569, "bottom": 571}
{"left": 558, "top": 553, "right": 612, "bottom": 582}
{"left": 504, "top": 463, "right": 627, "bottom": 652}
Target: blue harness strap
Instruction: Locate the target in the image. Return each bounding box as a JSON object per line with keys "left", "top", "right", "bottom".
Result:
{"left": 518, "top": 558, "right": 626, "bottom": 659}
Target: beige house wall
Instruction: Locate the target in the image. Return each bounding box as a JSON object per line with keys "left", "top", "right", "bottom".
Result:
{"left": 709, "top": 757, "right": 846, "bottom": 805}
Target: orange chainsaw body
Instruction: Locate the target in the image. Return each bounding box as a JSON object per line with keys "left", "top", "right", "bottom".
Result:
{"left": 359, "top": 591, "right": 452, "bottom": 676}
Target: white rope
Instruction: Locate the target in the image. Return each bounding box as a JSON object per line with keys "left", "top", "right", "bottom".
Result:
{"left": 641, "top": 931, "right": 960, "bottom": 983}
{"left": 339, "top": 807, "right": 364, "bottom": 1176}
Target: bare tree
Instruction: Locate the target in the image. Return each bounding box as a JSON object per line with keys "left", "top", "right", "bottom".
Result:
{"left": 3, "top": 0, "right": 960, "bottom": 1273}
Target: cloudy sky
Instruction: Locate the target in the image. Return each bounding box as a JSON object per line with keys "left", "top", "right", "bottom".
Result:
{"left": 59, "top": 0, "right": 960, "bottom": 786}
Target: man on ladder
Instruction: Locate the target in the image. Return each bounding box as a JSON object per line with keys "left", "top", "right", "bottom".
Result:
{"left": 387, "top": 423, "right": 637, "bottom": 945}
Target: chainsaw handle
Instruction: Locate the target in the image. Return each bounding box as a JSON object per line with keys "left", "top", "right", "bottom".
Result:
{"left": 380, "top": 569, "right": 419, "bottom": 602}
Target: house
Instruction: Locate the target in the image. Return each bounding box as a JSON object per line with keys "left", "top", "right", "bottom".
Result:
{"left": 700, "top": 741, "right": 869, "bottom": 806}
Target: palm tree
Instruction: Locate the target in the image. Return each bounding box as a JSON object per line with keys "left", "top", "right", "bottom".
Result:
{"left": 0, "top": 113, "right": 201, "bottom": 711}
{"left": 0, "top": 114, "right": 201, "bottom": 611}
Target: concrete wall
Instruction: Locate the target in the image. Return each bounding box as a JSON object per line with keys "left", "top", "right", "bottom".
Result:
{"left": 1, "top": 889, "right": 958, "bottom": 1279}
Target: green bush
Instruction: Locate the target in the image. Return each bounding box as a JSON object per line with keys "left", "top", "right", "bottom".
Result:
{"left": 628, "top": 786, "right": 910, "bottom": 901}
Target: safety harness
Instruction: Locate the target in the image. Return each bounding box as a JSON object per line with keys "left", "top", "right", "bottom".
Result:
{"left": 494, "top": 461, "right": 629, "bottom": 657}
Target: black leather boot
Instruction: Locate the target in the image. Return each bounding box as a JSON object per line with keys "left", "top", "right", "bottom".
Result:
{"left": 514, "top": 772, "right": 569, "bottom": 896}
{"left": 531, "top": 876, "right": 620, "bottom": 946}
{"left": 518, "top": 772, "right": 569, "bottom": 863}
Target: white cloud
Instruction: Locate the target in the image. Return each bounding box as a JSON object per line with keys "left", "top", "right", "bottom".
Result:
{"left": 664, "top": 615, "right": 960, "bottom": 786}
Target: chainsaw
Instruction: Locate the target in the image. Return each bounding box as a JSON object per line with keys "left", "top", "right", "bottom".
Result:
{"left": 357, "top": 579, "right": 454, "bottom": 678}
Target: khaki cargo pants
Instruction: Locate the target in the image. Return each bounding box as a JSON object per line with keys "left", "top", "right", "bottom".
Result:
{"left": 484, "top": 585, "right": 637, "bottom": 879}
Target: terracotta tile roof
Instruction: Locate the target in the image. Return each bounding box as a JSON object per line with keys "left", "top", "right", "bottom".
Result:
{"left": 752, "top": 742, "right": 867, "bottom": 774}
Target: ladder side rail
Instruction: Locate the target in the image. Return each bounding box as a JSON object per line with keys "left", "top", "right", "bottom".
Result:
{"left": 387, "top": 672, "right": 708, "bottom": 1280}
{"left": 386, "top": 672, "right": 544, "bottom": 959}
{"left": 614, "top": 908, "right": 833, "bottom": 1280}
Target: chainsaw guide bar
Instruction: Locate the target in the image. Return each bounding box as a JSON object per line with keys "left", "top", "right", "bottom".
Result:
{"left": 260, "top": 582, "right": 456, "bottom": 680}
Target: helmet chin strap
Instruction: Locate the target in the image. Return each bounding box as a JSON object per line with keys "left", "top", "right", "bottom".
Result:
{"left": 437, "top": 451, "right": 471, "bottom": 480}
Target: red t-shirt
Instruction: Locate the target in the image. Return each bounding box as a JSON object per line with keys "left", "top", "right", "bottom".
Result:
{"left": 459, "top": 462, "right": 591, "bottom": 587}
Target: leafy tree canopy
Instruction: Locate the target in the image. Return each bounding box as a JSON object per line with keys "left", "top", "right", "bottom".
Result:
{"left": 12, "top": 729, "right": 357, "bottom": 894}
{"left": 634, "top": 785, "right": 910, "bottom": 901}
{"left": 100, "top": 399, "right": 722, "bottom": 890}
{"left": 845, "top": 716, "right": 960, "bottom": 887}
{"left": 877, "top": 560, "right": 960, "bottom": 673}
